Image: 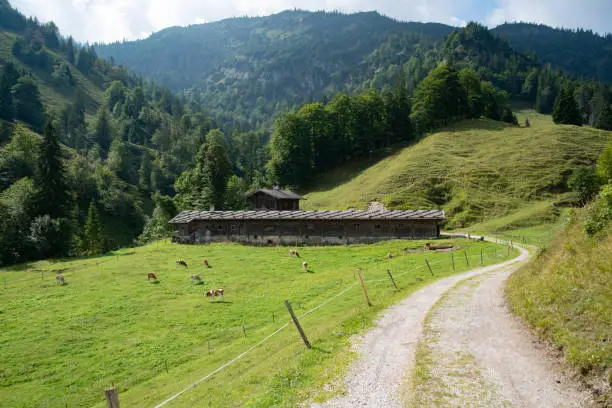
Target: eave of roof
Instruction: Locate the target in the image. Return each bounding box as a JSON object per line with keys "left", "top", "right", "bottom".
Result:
{"left": 169, "top": 209, "right": 445, "bottom": 224}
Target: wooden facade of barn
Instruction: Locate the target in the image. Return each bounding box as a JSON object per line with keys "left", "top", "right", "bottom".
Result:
{"left": 170, "top": 189, "right": 444, "bottom": 245}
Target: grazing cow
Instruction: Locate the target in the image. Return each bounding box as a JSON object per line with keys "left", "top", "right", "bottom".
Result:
{"left": 176, "top": 260, "right": 188, "bottom": 268}
{"left": 56, "top": 275, "right": 65, "bottom": 285}
{"left": 191, "top": 274, "right": 202, "bottom": 283}
{"left": 203, "top": 259, "right": 211, "bottom": 268}
{"left": 302, "top": 261, "right": 308, "bottom": 272}
{"left": 147, "top": 272, "right": 158, "bottom": 281}
{"left": 288, "top": 249, "right": 295, "bottom": 256}
{"left": 205, "top": 288, "right": 224, "bottom": 301}
{"left": 295, "top": 251, "right": 301, "bottom": 258}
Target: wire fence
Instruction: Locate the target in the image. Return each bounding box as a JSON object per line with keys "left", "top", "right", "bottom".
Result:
{"left": 0, "top": 238, "right": 520, "bottom": 407}
{"left": 150, "top": 244, "right": 517, "bottom": 408}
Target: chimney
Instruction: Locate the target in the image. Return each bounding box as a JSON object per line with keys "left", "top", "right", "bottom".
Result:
{"left": 210, "top": 205, "right": 215, "bottom": 211}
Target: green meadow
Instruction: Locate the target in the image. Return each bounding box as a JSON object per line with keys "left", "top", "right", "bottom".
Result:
{"left": 0, "top": 239, "right": 518, "bottom": 407}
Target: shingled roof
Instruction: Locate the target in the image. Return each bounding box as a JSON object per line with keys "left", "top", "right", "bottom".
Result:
{"left": 169, "top": 209, "right": 445, "bottom": 224}
{"left": 246, "top": 188, "right": 306, "bottom": 200}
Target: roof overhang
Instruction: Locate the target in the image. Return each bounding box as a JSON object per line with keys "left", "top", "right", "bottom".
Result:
{"left": 169, "top": 209, "right": 445, "bottom": 224}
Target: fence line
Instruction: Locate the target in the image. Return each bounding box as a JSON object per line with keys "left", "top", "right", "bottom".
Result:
{"left": 151, "top": 246, "right": 512, "bottom": 407}
{"left": 153, "top": 321, "right": 291, "bottom": 408}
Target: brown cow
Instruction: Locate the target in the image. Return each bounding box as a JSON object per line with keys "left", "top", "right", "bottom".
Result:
{"left": 205, "top": 288, "right": 224, "bottom": 301}
{"left": 147, "top": 272, "right": 158, "bottom": 281}
{"left": 203, "top": 259, "right": 211, "bottom": 268}
{"left": 176, "top": 260, "right": 188, "bottom": 268}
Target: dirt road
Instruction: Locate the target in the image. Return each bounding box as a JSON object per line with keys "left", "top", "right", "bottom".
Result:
{"left": 313, "top": 240, "right": 595, "bottom": 408}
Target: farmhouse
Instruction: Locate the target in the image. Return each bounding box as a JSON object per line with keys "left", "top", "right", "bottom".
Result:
{"left": 170, "top": 188, "right": 445, "bottom": 245}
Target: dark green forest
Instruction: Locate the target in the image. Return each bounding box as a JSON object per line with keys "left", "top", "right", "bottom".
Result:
{"left": 2, "top": 1, "right": 612, "bottom": 266}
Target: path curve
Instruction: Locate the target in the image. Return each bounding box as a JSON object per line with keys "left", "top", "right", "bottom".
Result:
{"left": 313, "top": 238, "right": 529, "bottom": 408}
{"left": 313, "top": 238, "right": 594, "bottom": 408}
{"left": 410, "top": 249, "right": 595, "bottom": 407}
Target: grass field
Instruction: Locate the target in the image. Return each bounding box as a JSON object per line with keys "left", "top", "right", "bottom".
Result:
{"left": 0, "top": 239, "right": 518, "bottom": 407}
{"left": 303, "top": 111, "right": 610, "bottom": 229}
{"left": 505, "top": 214, "right": 611, "bottom": 403}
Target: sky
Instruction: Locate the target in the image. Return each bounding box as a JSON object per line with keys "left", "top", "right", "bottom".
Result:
{"left": 9, "top": 0, "right": 612, "bottom": 44}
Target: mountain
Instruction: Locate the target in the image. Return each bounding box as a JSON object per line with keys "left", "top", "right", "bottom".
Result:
{"left": 493, "top": 23, "right": 612, "bottom": 83}
{"left": 96, "top": 10, "right": 452, "bottom": 91}
{"left": 96, "top": 11, "right": 453, "bottom": 127}
{"left": 95, "top": 16, "right": 612, "bottom": 130}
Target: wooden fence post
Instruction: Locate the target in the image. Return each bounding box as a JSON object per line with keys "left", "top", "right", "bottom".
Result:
{"left": 464, "top": 250, "right": 469, "bottom": 266}
{"left": 284, "top": 300, "right": 311, "bottom": 348}
{"left": 451, "top": 253, "right": 455, "bottom": 272}
{"left": 480, "top": 249, "right": 483, "bottom": 265}
{"left": 356, "top": 269, "right": 372, "bottom": 306}
{"left": 104, "top": 387, "right": 120, "bottom": 408}
{"left": 425, "top": 259, "right": 434, "bottom": 276}
{"left": 387, "top": 270, "right": 398, "bottom": 290}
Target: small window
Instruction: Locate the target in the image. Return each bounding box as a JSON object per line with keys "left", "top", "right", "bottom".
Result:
{"left": 230, "top": 224, "right": 237, "bottom": 232}
{"left": 353, "top": 223, "right": 360, "bottom": 229}
{"left": 375, "top": 224, "right": 382, "bottom": 230}
{"left": 216, "top": 225, "right": 225, "bottom": 231}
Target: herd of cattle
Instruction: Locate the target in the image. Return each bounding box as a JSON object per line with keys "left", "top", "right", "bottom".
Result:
{"left": 52, "top": 244, "right": 455, "bottom": 294}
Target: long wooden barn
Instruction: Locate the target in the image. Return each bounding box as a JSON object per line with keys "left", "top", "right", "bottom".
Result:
{"left": 169, "top": 209, "right": 445, "bottom": 245}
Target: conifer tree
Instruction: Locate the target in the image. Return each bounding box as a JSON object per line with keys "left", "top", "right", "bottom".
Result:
{"left": 594, "top": 104, "right": 612, "bottom": 131}
{"left": 66, "top": 36, "right": 75, "bottom": 64}
{"left": 35, "top": 120, "right": 69, "bottom": 218}
{"left": 83, "top": 201, "right": 104, "bottom": 255}
{"left": 552, "top": 88, "right": 582, "bottom": 126}
{"left": 13, "top": 76, "right": 45, "bottom": 131}
{"left": 0, "top": 70, "right": 14, "bottom": 122}
{"left": 90, "top": 105, "right": 113, "bottom": 152}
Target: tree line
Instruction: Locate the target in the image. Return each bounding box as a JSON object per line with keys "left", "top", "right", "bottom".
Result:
{"left": 268, "top": 63, "right": 517, "bottom": 188}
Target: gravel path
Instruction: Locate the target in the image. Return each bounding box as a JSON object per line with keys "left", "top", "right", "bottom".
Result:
{"left": 314, "top": 240, "right": 595, "bottom": 408}
{"left": 312, "top": 243, "right": 528, "bottom": 408}
{"left": 410, "top": 248, "right": 596, "bottom": 408}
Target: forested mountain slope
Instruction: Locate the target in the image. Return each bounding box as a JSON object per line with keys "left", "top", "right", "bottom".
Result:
{"left": 0, "top": 0, "right": 219, "bottom": 265}
{"left": 96, "top": 11, "right": 453, "bottom": 127}
{"left": 96, "top": 10, "right": 452, "bottom": 91}
{"left": 493, "top": 23, "right": 612, "bottom": 84}
{"left": 303, "top": 110, "right": 611, "bottom": 227}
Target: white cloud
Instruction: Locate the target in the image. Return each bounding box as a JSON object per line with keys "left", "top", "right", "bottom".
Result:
{"left": 8, "top": 0, "right": 611, "bottom": 43}
{"left": 487, "top": 0, "right": 612, "bottom": 34}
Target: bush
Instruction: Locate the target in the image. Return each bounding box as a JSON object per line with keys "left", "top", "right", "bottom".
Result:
{"left": 583, "top": 185, "right": 612, "bottom": 237}
{"left": 568, "top": 166, "right": 601, "bottom": 205}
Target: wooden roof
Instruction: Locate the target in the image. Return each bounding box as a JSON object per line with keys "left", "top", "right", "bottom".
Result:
{"left": 169, "top": 209, "right": 445, "bottom": 224}
{"left": 246, "top": 189, "right": 306, "bottom": 200}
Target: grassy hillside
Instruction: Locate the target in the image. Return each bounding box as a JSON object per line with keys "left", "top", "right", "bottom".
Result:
{"left": 0, "top": 30, "right": 103, "bottom": 116}
{"left": 506, "top": 212, "right": 611, "bottom": 403}
{"left": 304, "top": 110, "right": 611, "bottom": 228}
{"left": 0, "top": 239, "right": 518, "bottom": 407}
